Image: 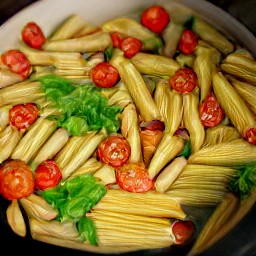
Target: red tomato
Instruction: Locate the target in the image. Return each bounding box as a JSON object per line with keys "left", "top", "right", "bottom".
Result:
{"left": 21, "top": 22, "right": 46, "bottom": 49}
{"left": 199, "top": 93, "right": 225, "bottom": 128}
{"left": 9, "top": 103, "right": 39, "bottom": 132}
{"left": 245, "top": 128, "right": 256, "bottom": 145}
{"left": 0, "top": 160, "right": 35, "bottom": 200}
{"left": 169, "top": 68, "right": 198, "bottom": 93}
{"left": 140, "top": 120, "right": 165, "bottom": 131}
{"left": 178, "top": 29, "right": 198, "bottom": 55}
{"left": 171, "top": 220, "right": 195, "bottom": 244}
{"left": 110, "top": 32, "right": 123, "bottom": 48}
{"left": 90, "top": 62, "right": 120, "bottom": 88}
{"left": 35, "top": 160, "right": 62, "bottom": 190}
{"left": 141, "top": 5, "right": 170, "bottom": 34}
{"left": 1, "top": 49, "right": 31, "bottom": 79}
{"left": 97, "top": 135, "right": 131, "bottom": 168}
{"left": 116, "top": 162, "right": 154, "bottom": 193}
{"left": 121, "top": 37, "right": 142, "bottom": 58}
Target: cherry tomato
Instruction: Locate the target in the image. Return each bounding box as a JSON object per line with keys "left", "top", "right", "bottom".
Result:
{"left": 178, "top": 29, "right": 198, "bottom": 55}
{"left": 1, "top": 49, "right": 31, "bottom": 79}
{"left": 140, "top": 120, "right": 165, "bottom": 131}
{"left": 90, "top": 62, "right": 120, "bottom": 88}
{"left": 141, "top": 5, "right": 170, "bottom": 34}
{"left": 9, "top": 103, "right": 39, "bottom": 132}
{"left": 97, "top": 135, "right": 131, "bottom": 168}
{"left": 0, "top": 160, "right": 35, "bottom": 200}
{"left": 21, "top": 22, "right": 46, "bottom": 49}
{"left": 116, "top": 162, "right": 154, "bottom": 193}
{"left": 245, "top": 128, "right": 256, "bottom": 145}
{"left": 110, "top": 32, "right": 123, "bottom": 48}
{"left": 171, "top": 220, "right": 195, "bottom": 244}
{"left": 169, "top": 68, "right": 198, "bottom": 93}
{"left": 35, "top": 160, "right": 62, "bottom": 190}
{"left": 199, "top": 93, "right": 225, "bottom": 128}
{"left": 121, "top": 37, "right": 142, "bottom": 58}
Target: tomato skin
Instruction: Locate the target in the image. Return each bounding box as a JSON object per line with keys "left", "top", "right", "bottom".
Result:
{"left": 97, "top": 135, "right": 131, "bottom": 168}
{"left": 35, "top": 160, "right": 62, "bottom": 190}
{"left": 171, "top": 220, "right": 195, "bottom": 244}
{"left": 9, "top": 103, "right": 39, "bottom": 132}
{"left": 245, "top": 128, "right": 256, "bottom": 145}
{"left": 90, "top": 62, "right": 120, "bottom": 88}
{"left": 121, "top": 37, "right": 142, "bottom": 58}
{"left": 199, "top": 93, "right": 225, "bottom": 128}
{"left": 1, "top": 49, "right": 31, "bottom": 79}
{"left": 140, "top": 120, "right": 165, "bottom": 131}
{"left": 22, "top": 22, "right": 46, "bottom": 49}
{"left": 110, "top": 32, "right": 123, "bottom": 48}
{"left": 169, "top": 68, "right": 198, "bottom": 93}
{"left": 116, "top": 162, "right": 154, "bottom": 193}
{"left": 141, "top": 5, "right": 170, "bottom": 34}
{"left": 178, "top": 29, "right": 198, "bottom": 55}
{"left": 0, "top": 160, "right": 35, "bottom": 200}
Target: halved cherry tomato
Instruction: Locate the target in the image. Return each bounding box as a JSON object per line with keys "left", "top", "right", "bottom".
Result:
{"left": 245, "top": 128, "right": 256, "bottom": 145}
{"left": 9, "top": 103, "right": 39, "bottom": 132}
{"left": 97, "top": 135, "right": 131, "bottom": 168}
{"left": 0, "top": 160, "right": 35, "bottom": 200}
{"left": 35, "top": 160, "right": 62, "bottom": 190}
{"left": 121, "top": 37, "right": 142, "bottom": 58}
{"left": 116, "top": 162, "right": 154, "bottom": 193}
{"left": 169, "top": 68, "right": 198, "bottom": 93}
{"left": 21, "top": 22, "right": 46, "bottom": 49}
{"left": 141, "top": 5, "right": 170, "bottom": 34}
{"left": 110, "top": 32, "right": 123, "bottom": 48}
{"left": 1, "top": 49, "right": 31, "bottom": 79}
{"left": 178, "top": 29, "right": 198, "bottom": 55}
{"left": 90, "top": 62, "right": 120, "bottom": 88}
{"left": 199, "top": 93, "right": 225, "bottom": 128}
{"left": 171, "top": 220, "right": 195, "bottom": 244}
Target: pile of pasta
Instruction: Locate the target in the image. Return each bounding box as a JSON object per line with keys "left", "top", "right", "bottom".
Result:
{"left": 0, "top": 1, "right": 256, "bottom": 255}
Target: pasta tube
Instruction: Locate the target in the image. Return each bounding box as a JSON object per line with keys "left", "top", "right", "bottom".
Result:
{"left": 20, "top": 193, "right": 58, "bottom": 221}
{"left": 30, "top": 128, "right": 69, "bottom": 171}
{"left": 183, "top": 92, "right": 205, "bottom": 153}
{"left": 102, "top": 17, "right": 162, "bottom": 50}
{"left": 148, "top": 133, "right": 184, "bottom": 179}
{"left": 11, "top": 118, "right": 57, "bottom": 163}
{"left": 212, "top": 71, "right": 256, "bottom": 143}
{"left": 93, "top": 164, "right": 116, "bottom": 185}
{"left": 0, "top": 105, "right": 11, "bottom": 131}
{"left": 188, "top": 138, "right": 256, "bottom": 166}
{"left": 192, "top": 17, "right": 234, "bottom": 55}
{"left": 61, "top": 130, "right": 107, "bottom": 179}
{"left": 155, "top": 156, "right": 187, "bottom": 193}
{"left": 110, "top": 49, "right": 161, "bottom": 122}
{"left": 131, "top": 52, "right": 180, "bottom": 78}
{"left": 0, "top": 125, "right": 23, "bottom": 163}
{"left": 6, "top": 199, "right": 26, "bottom": 237}
{"left": 176, "top": 53, "right": 195, "bottom": 68}
{"left": 121, "top": 103, "right": 143, "bottom": 163}
{"left": 49, "top": 14, "right": 88, "bottom": 40}
{"left": 0, "top": 69, "right": 23, "bottom": 88}
{"left": 43, "top": 31, "right": 112, "bottom": 52}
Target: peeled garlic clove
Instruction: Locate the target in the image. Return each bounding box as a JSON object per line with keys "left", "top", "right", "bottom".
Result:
{"left": 6, "top": 199, "right": 26, "bottom": 237}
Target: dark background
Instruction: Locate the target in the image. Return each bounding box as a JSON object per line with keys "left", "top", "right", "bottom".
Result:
{"left": 0, "top": 1, "right": 256, "bottom": 256}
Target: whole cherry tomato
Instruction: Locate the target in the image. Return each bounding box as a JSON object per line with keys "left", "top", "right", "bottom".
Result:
{"left": 169, "top": 68, "right": 198, "bottom": 93}
{"left": 1, "top": 49, "right": 31, "bottom": 79}
{"left": 0, "top": 160, "right": 35, "bottom": 200}
{"left": 21, "top": 22, "right": 46, "bottom": 49}
{"left": 199, "top": 93, "right": 224, "bottom": 128}
{"left": 90, "top": 62, "right": 120, "bottom": 88}
{"left": 171, "top": 220, "right": 195, "bottom": 244}
{"left": 116, "top": 162, "right": 154, "bottom": 193}
{"left": 97, "top": 135, "right": 131, "bottom": 168}
{"left": 110, "top": 32, "right": 123, "bottom": 48}
{"left": 35, "top": 160, "right": 62, "bottom": 190}
{"left": 245, "top": 128, "right": 256, "bottom": 145}
{"left": 178, "top": 29, "right": 198, "bottom": 55}
{"left": 9, "top": 103, "right": 39, "bottom": 132}
{"left": 121, "top": 37, "right": 142, "bottom": 58}
{"left": 141, "top": 5, "right": 170, "bottom": 34}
